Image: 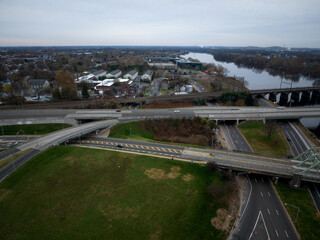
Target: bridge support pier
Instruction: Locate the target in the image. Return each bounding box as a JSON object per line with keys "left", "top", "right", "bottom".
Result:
{"left": 290, "top": 91, "right": 300, "bottom": 106}
{"left": 310, "top": 90, "right": 320, "bottom": 105}
{"left": 290, "top": 174, "right": 302, "bottom": 189}
{"left": 236, "top": 119, "right": 239, "bottom": 125}
{"left": 279, "top": 92, "right": 289, "bottom": 106}
{"left": 299, "top": 91, "right": 311, "bottom": 105}
{"left": 269, "top": 92, "right": 276, "bottom": 103}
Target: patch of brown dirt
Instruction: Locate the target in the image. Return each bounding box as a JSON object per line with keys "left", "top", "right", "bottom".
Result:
{"left": 167, "top": 166, "right": 181, "bottom": 179}
{"left": 181, "top": 174, "right": 194, "bottom": 182}
{"left": 211, "top": 208, "right": 231, "bottom": 231}
{"left": 144, "top": 168, "right": 165, "bottom": 180}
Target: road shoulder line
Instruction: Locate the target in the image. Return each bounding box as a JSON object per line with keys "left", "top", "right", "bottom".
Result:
{"left": 269, "top": 179, "right": 301, "bottom": 240}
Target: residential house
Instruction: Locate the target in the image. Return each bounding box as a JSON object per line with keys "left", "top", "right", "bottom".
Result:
{"left": 28, "top": 79, "right": 50, "bottom": 91}
{"left": 124, "top": 70, "right": 138, "bottom": 80}
{"left": 106, "top": 69, "right": 122, "bottom": 78}
{"left": 141, "top": 70, "right": 154, "bottom": 82}
{"left": 92, "top": 70, "right": 107, "bottom": 79}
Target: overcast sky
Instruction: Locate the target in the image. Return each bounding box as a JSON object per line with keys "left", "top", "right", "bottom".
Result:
{"left": 0, "top": 0, "right": 319, "bottom": 47}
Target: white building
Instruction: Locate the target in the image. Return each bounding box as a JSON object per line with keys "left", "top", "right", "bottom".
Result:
{"left": 76, "top": 73, "right": 95, "bottom": 83}
{"left": 141, "top": 70, "right": 154, "bottom": 82}
{"left": 92, "top": 70, "right": 107, "bottom": 79}
{"left": 106, "top": 69, "right": 122, "bottom": 78}
{"left": 185, "top": 85, "right": 193, "bottom": 93}
{"left": 94, "top": 79, "right": 115, "bottom": 91}
{"left": 124, "top": 70, "right": 138, "bottom": 80}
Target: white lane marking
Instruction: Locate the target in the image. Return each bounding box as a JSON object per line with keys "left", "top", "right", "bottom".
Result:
{"left": 276, "top": 209, "right": 279, "bottom": 215}
{"left": 291, "top": 132, "right": 304, "bottom": 153}
{"left": 249, "top": 212, "right": 261, "bottom": 240}
{"left": 275, "top": 229, "right": 279, "bottom": 237}
{"left": 268, "top": 192, "right": 271, "bottom": 197}
{"left": 289, "top": 122, "right": 309, "bottom": 149}
{"left": 315, "top": 184, "right": 320, "bottom": 199}
{"left": 261, "top": 211, "right": 271, "bottom": 240}
{"left": 285, "top": 230, "right": 289, "bottom": 238}
{"left": 261, "top": 178, "right": 264, "bottom": 183}
{"left": 267, "top": 208, "right": 271, "bottom": 215}
{"left": 260, "top": 191, "right": 264, "bottom": 197}
{"left": 238, "top": 174, "right": 252, "bottom": 223}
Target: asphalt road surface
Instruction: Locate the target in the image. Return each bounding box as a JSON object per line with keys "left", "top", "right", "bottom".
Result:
{"left": 221, "top": 122, "right": 252, "bottom": 152}
{"left": 279, "top": 121, "right": 309, "bottom": 157}
{"left": 233, "top": 175, "right": 298, "bottom": 240}
{"left": 279, "top": 121, "right": 320, "bottom": 213}
{"left": 1, "top": 106, "right": 320, "bottom": 122}
{"left": 222, "top": 123, "right": 299, "bottom": 240}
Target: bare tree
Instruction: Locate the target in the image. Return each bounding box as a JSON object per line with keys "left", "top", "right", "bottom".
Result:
{"left": 264, "top": 120, "right": 278, "bottom": 139}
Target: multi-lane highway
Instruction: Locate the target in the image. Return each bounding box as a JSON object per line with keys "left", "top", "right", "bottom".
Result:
{"left": 220, "top": 123, "right": 299, "bottom": 240}
{"left": 279, "top": 121, "right": 320, "bottom": 214}
{"left": 233, "top": 175, "right": 298, "bottom": 240}
{"left": 1, "top": 106, "right": 320, "bottom": 124}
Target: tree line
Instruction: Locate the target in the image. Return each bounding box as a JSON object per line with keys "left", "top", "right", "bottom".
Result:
{"left": 212, "top": 52, "right": 320, "bottom": 80}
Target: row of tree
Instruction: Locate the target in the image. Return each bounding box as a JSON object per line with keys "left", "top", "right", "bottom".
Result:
{"left": 213, "top": 52, "right": 320, "bottom": 79}
{"left": 140, "top": 117, "right": 217, "bottom": 147}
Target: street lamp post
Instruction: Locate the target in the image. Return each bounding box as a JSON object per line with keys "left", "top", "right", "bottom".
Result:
{"left": 285, "top": 203, "right": 301, "bottom": 223}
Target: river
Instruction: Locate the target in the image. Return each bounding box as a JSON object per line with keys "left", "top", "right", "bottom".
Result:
{"left": 181, "top": 52, "right": 316, "bottom": 90}
{"left": 181, "top": 52, "right": 319, "bottom": 131}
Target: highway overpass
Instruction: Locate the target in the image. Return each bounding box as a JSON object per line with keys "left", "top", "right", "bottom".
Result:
{"left": 1, "top": 106, "right": 320, "bottom": 126}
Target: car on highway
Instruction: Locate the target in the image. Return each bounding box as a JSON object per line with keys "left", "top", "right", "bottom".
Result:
{"left": 116, "top": 110, "right": 121, "bottom": 112}
{"left": 208, "top": 114, "right": 214, "bottom": 118}
{"left": 117, "top": 144, "right": 124, "bottom": 148}
{"left": 173, "top": 110, "right": 180, "bottom": 113}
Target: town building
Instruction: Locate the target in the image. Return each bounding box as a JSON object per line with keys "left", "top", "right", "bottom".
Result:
{"left": 28, "top": 79, "right": 50, "bottom": 91}
{"left": 141, "top": 70, "right": 154, "bottom": 82}
{"left": 92, "top": 70, "right": 107, "bottom": 79}
{"left": 124, "top": 70, "right": 138, "bottom": 80}
{"left": 106, "top": 69, "right": 122, "bottom": 78}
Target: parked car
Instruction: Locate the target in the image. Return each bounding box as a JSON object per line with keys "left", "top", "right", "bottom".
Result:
{"left": 173, "top": 110, "right": 180, "bottom": 113}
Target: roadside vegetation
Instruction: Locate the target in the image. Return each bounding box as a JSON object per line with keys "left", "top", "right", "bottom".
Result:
{"left": 219, "top": 92, "right": 255, "bottom": 106}
{"left": 0, "top": 146, "right": 237, "bottom": 240}
{"left": 275, "top": 180, "right": 320, "bottom": 240}
{"left": 0, "top": 123, "right": 71, "bottom": 135}
{"left": 295, "top": 121, "right": 320, "bottom": 147}
{"left": 238, "top": 120, "right": 290, "bottom": 157}
{"left": 109, "top": 118, "right": 217, "bottom": 147}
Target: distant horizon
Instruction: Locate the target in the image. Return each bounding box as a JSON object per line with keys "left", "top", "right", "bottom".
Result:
{"left": 0, "top": 45, "right": 319, "bottom": 50}
{"left": 1, "top": 1, "right": 319, "bottom": 49}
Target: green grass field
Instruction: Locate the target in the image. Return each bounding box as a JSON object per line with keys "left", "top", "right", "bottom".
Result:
{"left": 275, "top": 180, "right": 320, "bottom": 240}
{"left": 238, "top": 120, "right": 289, "bottom": 157}
{"left": 109, "top": 121, "right": 154, "bottom": 141}
{"left": 0, "top": 123, "right": 71, "bottom": 135}
{"left": 109, "top": 121, "right": 206, "bottom": 149}
{"left": 0, "top": 146, "right": 228, "bottom": 240}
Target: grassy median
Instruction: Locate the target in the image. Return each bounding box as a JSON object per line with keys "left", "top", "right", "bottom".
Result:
{"left": 0, "top": 146, "right": 229, "bottom": 240}
{"left": 109, "top": 121, "right": 206, "bottom": 148}
{"left": 0, "top": 123, "right": 71, "bottom": 135}
{"left": 238, "top": 120, "right": 290, "bottom": 157}
{"left": 275, "top": 180, "right": 320, "bottom": 240}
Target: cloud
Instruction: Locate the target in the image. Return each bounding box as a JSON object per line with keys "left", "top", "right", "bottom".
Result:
{"left": 0, "top": 0, "right": 319, "bottom": 47}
